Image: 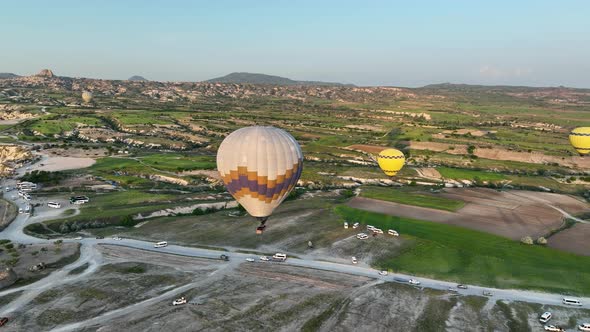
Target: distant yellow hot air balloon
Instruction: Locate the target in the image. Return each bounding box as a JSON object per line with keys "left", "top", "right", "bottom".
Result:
{"left": 377, "top": 148, "right": 406, "bottom": 177}
{"left": 217, "top": 126, "right": 303, "bottom": 234}
{"left": 81, "top": 91, "right": 93, "bottom": 103}
{"left": 569, "top": 127, "right": 590, "bottom": 156}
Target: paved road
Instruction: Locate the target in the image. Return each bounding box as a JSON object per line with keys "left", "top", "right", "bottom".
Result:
{"left": 1, "top": 156, "right": 590, "bottom": 325}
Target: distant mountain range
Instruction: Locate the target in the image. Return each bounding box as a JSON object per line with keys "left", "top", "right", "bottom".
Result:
{"left": 128, "top": 75, "right": 148, "bottom": 81}
{"left": 0, "top": 73, "right": 20, "bottom": 79}
{"left": 206, "top": 72, "right": 355, "bottom": 87}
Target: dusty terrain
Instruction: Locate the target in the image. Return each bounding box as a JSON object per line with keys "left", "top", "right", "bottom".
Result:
{"left": 35, "top": 157, "right": 96, "bottom": 172}
{"left": 348, "top": 188, "right": 589, "bottom": 243}
{"left": 2, "top": 246, "right": 589, "bottom": 332}
{"left": 547, "top": 223, "right": 590, "bottom": 256}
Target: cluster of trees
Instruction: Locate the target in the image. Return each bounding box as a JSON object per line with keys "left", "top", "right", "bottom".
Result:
{"left": 20, "top": 170, "right": 65, "bottom": 186}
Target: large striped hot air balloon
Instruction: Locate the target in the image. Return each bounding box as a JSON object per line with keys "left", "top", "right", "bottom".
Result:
{"left": 377, "top": 148, "right": 406, "bottom": 177}
{"left": 569, "top": 127, "right": 590, "bottom": 156}
{"left": 217, "top": 126, "right": 303, "bottom": 233}
{"left": 81, "top": 91, "right": 93, "bottom": 103}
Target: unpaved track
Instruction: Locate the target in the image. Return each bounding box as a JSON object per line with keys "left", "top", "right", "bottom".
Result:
{"left": 49, "top": 262, "right": 237, "bottom": 332}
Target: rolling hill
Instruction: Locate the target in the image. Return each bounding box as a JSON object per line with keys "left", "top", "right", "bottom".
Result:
{"left": 206, "top": 72, "right": 354, "bottom": 86}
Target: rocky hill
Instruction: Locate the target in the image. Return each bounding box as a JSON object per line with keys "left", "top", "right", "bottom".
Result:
{"left": 36, "top": 69, "right": 54, "bottom": 78}
{"left": 128, "top": 75, "right": 148, "bottom": 81}
{"left": 206, "top": 72, "right": 354, "bottom": 87}
{"left": 0, "top": 73, "right": 19, "bottom": 79}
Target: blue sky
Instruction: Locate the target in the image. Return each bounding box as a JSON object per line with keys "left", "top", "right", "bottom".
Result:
{"left": 1, "top": 0, "right": 589, "bottom": 87}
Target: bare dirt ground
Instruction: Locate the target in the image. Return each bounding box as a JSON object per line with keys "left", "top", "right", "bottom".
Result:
{"left": 348, "top": 188, "right": 589, "bottom": 243}
{"left": 547, "top": 223, "right": 590, "bottom": 256}
{"left": 35, "top": 157, "right": 96, "bottom": 172}
{"left": 0, "top": 242, "right": 80, "bottom": 289}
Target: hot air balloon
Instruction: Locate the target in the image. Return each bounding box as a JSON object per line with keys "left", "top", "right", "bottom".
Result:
{"left": 81, "top": 91, "right": 93, "bottom": 103}
{"left": 377, "top": 148, "right": 405, "bottom": 177}
{"left": 569, "top": 127, "right": 590, "bottom": 156}
{"left": 217, "top": 126, "right": 303, "bottom": 233}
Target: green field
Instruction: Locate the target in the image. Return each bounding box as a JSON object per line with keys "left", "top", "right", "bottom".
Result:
{"left": 437, "top": 167, "right": 506, "bottom": 182}
{"left": 336, "top": 206, "right": 590, "bottom": 295}
{"left": 138, "top": 154, "right": 216, "bottom": 171}
{"left": 360, "top": 186, "right": 465, "bottom": 211}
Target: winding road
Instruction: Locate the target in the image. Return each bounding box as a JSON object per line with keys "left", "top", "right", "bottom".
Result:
{"left": 0, "top": 156, "right": 589, "bottom": 331}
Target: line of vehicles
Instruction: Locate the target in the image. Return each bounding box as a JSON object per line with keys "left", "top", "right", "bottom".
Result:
{"left": 355, "top": 225, "right": 399, "bottom": 240}
{"left": 539, "top": 299, "right": 588, "bottom": 331}
{"left": 153, "top": 241, "right": 289, "bottom": 263}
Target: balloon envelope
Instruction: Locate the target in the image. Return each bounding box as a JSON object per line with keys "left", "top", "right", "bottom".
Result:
{"left": 377, "top": 148, "right": 405, "bottom": 176}
{"left": 569, "top": 127, "right": 590, "bottom": 156}
{"left": 216, "top": 126, "right": 303, "bottom": 219}
{"left": 82, "top": 91, "right": 93, "bottom": 103}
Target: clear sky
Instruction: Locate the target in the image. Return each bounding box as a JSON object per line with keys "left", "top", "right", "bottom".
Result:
{"left": 1, "top": 0, "right": 589, "bottom": 87}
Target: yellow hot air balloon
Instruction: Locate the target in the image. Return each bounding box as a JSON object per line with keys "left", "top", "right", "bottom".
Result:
{"left": 377, "top": 148, "right": 406, "bottom": 177}
{"left": 569, "top": 127, "right": 590, "bottom": 156}
{"left": 217, "top": 126, "right": 303, "bottom": 233}
{"left": 81, "top": 91, "right": 93, "bottom": 103}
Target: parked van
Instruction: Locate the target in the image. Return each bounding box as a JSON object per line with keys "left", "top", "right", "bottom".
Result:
{"left": 388, "top": 229, "right": 399, "bottom": 236}
{"left": 578, "top": 323, "right": 590, "bottom": 331}
{"left": 272, "top": 253, "right": 287, "bottom": 261}
{"left": 563, "top": 297, "right": 582, "bottom": 306}
{"left": 154, "top": 241, "right": 168, "bottom": 248}
{"left": 540, "top": 312, "right": 552, "bottom": 323}
{"left": 48, "top": 202, "right": 61, "bottom": 209}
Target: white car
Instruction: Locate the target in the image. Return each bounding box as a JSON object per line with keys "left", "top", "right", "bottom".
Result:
{"left": 74, "top": 236, "right": 82, "bottom": 240}
{"left": 112, "top": 236, "right": 122, "bottom": 241}
{"left": 378, "top": 270, "right": 388, "bottom": 276}
{"left": 259, "top": 256, "right": 270, "bottom": 261}
{"left": 356, "top": 233, "right": 368, "bottom": 240}
{"left": 540, "top": 312, "right": 552, "bottom": 324}
{"left": 352, "top": 222, "right": 360, "bottom": 229}
{"left": 172, "top": 297, "right": 187, "bottom": 306}
{"left": 343, "top": 222, "right": 349, "bottom": 229}
{"left": 544, "top": 325, "right": 564, "bottom": 332}
{"left": 579, "top": 323, "right": 590, "bottom": 331}
{"left": 48, "top": 202, "right": 61, "bottom": 209}
{"left": 351, "top": 256, "right": 358, "bottom": 264}
{"left": 245, "top": 258, "right": 255, "bottom": 262}
{"left": 372, "top": 228, "right": 384, "bottom": 234}
{"left": 367, "top": 225, "right": 375, "bottom": 231}
{"left": 408, "top": 279, "right": 420, "bottom": 285}
{"left": 387, "top": 229, "right": 399, "bottom": 236}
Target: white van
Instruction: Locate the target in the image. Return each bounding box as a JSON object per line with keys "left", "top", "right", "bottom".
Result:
{"left": 539, "top": 312, "right": 552, "bottom": 323}
{"left": 48, "top": 202, "right": 61, "bottom": 209}
{"left": 562, "top": 297, "right": 582, "bottom": 306}
{"left": 154, "top": 241, "right": 168, "bottom": 248}
{"left": 388, "top": 229, "right": 399, "bottom": 236}
{"left": 272, "top": 253, "right": 287, "bottom": 261}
